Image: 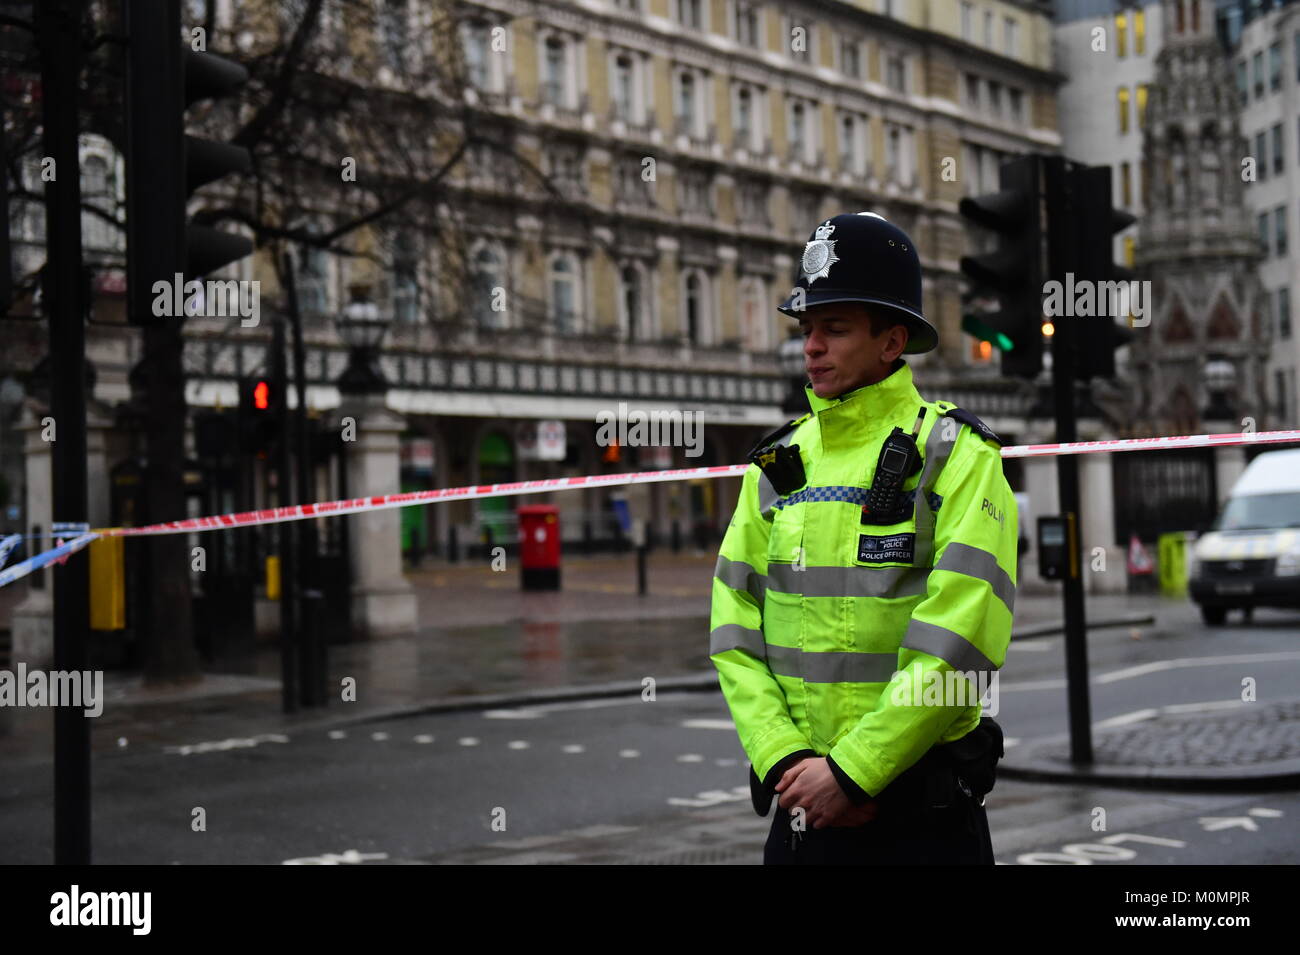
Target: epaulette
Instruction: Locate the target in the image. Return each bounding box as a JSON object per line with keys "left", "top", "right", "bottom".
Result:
{"left": 747, "top": 412, "right": 812, "bottom": 459}
{"left": 943, "top": 407, "right": 1003, "bottom": 447}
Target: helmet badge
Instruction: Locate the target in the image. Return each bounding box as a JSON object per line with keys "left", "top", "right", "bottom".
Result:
{"left": 800, "top": 220, "right": 839, "bottom": 285}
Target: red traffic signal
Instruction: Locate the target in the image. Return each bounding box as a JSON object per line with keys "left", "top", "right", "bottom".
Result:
{"left": 253, "top": 380, "right": 270, "bottom": 410}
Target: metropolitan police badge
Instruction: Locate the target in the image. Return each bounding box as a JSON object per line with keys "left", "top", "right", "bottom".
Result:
{"left": 800, "top": 220, "right": 839, "bottom": 285}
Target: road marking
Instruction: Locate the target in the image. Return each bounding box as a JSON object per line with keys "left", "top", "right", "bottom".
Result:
{"left": 715, "top": 757, "right": 739, "bottom": 767}
{"left": 619, "top": 749, "right": 640, "bottom": 758}
{"left": 1160, "top": 700, "right": 1248, "bottom": 715}
{"left": 328, "top": 730, "right": 347, "bottom": 740}
{"left": 458, "top": 737, "right": 480, "bottom": 747}
{"left": 1249, "top": 808, "right": 1283, "bottom": 817}
{"left": 1094, "top": 708, "right": 1160, "bottom": 729}
{"left": 561, "top": 744, "right": 585, "bottom": 754}
{"left": 1199, "top": 816, "right": 1259, "bottom": 832}
{"left": 668, "top": 786, "right": 750, "bottom": 808}
{"left": 483, "top": 708, "right": 544, "bottom": 720}
{"left": 1003, "top": 737, "right": 1021, "bottom": 748}
{"left": 414, "top": 734, "right": 434, "bottom": 744}
{"left": 1007, "top": 640, "right": 1054, "bottom": 652}
{"left": 681, "top": 718, "right": 735, "bottom": 730}
{"left": 371, "top": 732, "right": 390, "bottom": 741}
{"left": 676, "top": 753, "right": 705, "bottom": 763}
{"left": 283, "top": 850, "right": 389, "bottom": 865}
{"left": 507, "top": 740, "right": 530, "bottom": 750}
{"left": 164, "top": 733, "right": 289, "bottom": 756}
{"left": 1094, "top": 651, "right": 1300, "bottom": 684}
{"left": 1001, "top": 650, "right": 1300, "bottom": 694}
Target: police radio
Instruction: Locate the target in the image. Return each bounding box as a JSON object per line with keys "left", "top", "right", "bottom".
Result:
{"left": 861, "top": 409, "right": 926, "bottom": 526}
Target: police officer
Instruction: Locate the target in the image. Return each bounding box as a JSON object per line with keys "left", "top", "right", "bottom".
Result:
{"left": 709, "top": 212, "right": 1016, "bottom": 865}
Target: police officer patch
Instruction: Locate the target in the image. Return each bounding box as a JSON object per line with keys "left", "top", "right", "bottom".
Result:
{"left": 801, "top": 221, "right": 839, "bottom": 285}
{"left": 857, "top": 533, "right": 916, "bottom": 563}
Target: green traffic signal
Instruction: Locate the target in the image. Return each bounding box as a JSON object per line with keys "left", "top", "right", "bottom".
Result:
{"left": 961, "top": 313, "right": 1015, "bottom": 352}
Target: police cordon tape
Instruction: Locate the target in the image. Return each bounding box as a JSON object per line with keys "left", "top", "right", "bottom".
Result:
{"left": 2, "top": 426, "right": 1299, "bottom": 591}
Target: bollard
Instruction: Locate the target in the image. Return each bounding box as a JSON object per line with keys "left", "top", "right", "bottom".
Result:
{"left": 633, "top": 519, "right": 647, "bottom": 596}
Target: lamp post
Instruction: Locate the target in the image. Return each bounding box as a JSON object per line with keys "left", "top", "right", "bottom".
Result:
{"left": 336, "top": 285, "right": 391, "bottom": 395}
{"left": 779, "top": 334, "right": 807, "bottom": 416}
{"left": 1203, "top": 358, "right": 1237, "bottom": 422}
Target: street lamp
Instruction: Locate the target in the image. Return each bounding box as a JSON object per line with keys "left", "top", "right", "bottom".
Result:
{"left": 779, "top": 334, "right": 808, "bottom": 416}
{"left": 1203, "top": 357, "right": 1237, "bottom": 421}
{"left": 335, "top": 284, "right": 391, "bottom": 395}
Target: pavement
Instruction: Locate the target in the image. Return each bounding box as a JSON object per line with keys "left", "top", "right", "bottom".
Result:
{"left": 1, "top": 550, "right": 1298, "bottom": 791}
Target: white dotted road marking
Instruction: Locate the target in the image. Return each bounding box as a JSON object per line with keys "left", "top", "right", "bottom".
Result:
{"left": 507, "top": 740, "right": 530, "bottom": 750}
{"left": 371, "top": 731, "right": 390, "bottom": 741}
{"left": 619, "top": 749, "right": 640, "bottom": 758}
{"left": 676, "top": 753, "right": 705, "bottom": 763}
{"left": 328, "top": 730, "right": 347, "bottom": 740}
{"left": 714, "top": 758, "right": 738, "bottom": 767}
{"left": 483, "top": 708, "right": 544, "bottom": 720}
{"left": 414, "top": 734, "right": 434, "bottom": 744}
{"left": 459, "top": 737, "right": 480, "bottom": 747}
{"left": 681, "top": 719, "right": 735, "bottom": 730}
{"left": 561, "top": 744, "right": 585, "bottom": 754}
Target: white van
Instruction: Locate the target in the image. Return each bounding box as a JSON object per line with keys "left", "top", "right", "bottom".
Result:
{"left": 1189, "top": 448, "right": 1300, "bottom": 624}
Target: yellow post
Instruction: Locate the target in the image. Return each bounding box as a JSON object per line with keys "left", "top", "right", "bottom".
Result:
{"left": 266, "top": 554, "right": 281, "bottom": 601}
{"left": 88, "top": 536, "right": 126, "bottom": 631}
{"left": 1157, "top": 531, "right": 1188, "bottom": 597}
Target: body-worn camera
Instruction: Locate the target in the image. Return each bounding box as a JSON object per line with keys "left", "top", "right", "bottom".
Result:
{"left": 750, "top": 443, "right": 806, "bottom": 496}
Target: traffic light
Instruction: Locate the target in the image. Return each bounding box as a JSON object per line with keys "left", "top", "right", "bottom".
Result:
{"left": 1070, "top": 164, "right": 1138, "bottom": 380}
{"left": 126, "top": 1, "right": 252, "bottom": 325}
{"left": 959, "top": 154, "right": 1046, "bottom": 379}
{"left": 240, "top": 377, "right": 281, "bottom": 457}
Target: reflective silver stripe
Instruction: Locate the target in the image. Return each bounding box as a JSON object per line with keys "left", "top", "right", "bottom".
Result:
{"left": 912, "top": 408, "right": 957, "bottom": 571}
{"left": 710, "top": 624, "right": 767, "bottom": 659}
{"left": 767, "top": 645, "right": 899, "bottom": 684}
{"left": 935, "top": 542, "right": 1016, "bottom": 613}
{"left": 757, "top": 471, "right": 780, "bottom": 516}
{"left": 714, "top": 555, "right": 767, "bottom": 605}
{"left": 767, "top": 563, "right": 929, "bottom": 600}
{"left": 901, "top": 619, "right": 998, "bottom": 675}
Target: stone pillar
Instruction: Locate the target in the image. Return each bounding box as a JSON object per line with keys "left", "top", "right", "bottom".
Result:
{"left": 1213, "top": 443, "right": 1248, "bottom": 508}
{"left": 1080, "top": 450, "right": 1124, "bottom": 594}
{"left": 11, "top": 401, "right": 53, "bottom": 667}
{"left": 86, "top": 402, "right": 113, "bottom": 529}
{"left": 340, "top": 395, "right": 417, "bottom": 637}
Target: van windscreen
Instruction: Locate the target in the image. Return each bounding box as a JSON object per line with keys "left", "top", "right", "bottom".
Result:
{"left": 1213, "top": 492, "right": 1300, "bottom": 532}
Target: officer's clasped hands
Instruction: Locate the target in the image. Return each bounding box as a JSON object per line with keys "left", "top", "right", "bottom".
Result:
{"left": 775, "top": 757, "right": 879, "bottom": 829}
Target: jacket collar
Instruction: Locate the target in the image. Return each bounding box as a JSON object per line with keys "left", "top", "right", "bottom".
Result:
{"left": 803, "top": 359, "right": 923, "bottom": 428}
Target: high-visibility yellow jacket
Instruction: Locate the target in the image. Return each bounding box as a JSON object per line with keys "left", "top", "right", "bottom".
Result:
{"left": 710, "top": 360, "right": 1017, "bottom": 802}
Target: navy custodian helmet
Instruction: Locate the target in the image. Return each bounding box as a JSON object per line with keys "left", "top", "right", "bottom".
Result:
{"left": 777, "top": 212, "right": 938, "bottom": 354}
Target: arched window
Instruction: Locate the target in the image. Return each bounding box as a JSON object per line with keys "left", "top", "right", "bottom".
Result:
{"left": 544, "top": 37, "right": 566, "bottom": 105}
{"left": 739, "top": 276, "right": 769, "bottom": 352}
{"left": 464, "top": 19, "right": 490, "bottom": 89}
{"left": 613, "top": 54, "right": 634, "bottom": 121}
{"left": 736, "top": 87, "right": 752, "bottom": 146}
{"left": 620, "top": 264, "right": 642, "bottom": 341}
{"left": 549, "top": 253, "right": 580, "bottom": 334}
{"left": 472, "top": 244, "right": 506, "bottom": 329}
{"left": 678, "top": 72, "right": 695, "bottom": 130}
{"left": 391, "top": 230, "right": 420, "bottom": 323}
{"left": 684, "top": 271, "right": 711, "bottom": 344}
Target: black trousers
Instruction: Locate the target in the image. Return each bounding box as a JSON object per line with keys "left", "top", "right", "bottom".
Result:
{"left": 763, "top": 789, "right": 994, "bottom": 865}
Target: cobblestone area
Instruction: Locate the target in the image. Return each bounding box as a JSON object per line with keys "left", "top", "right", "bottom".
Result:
{"left": 1040, "top": 701, "right": 1300, "bottom": 768}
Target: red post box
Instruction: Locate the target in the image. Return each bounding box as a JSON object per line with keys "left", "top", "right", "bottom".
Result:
{"left": 517, "top": 505, "right": 561, "bottom": 590}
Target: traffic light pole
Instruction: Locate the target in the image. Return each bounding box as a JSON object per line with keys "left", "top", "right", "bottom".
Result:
{"left": 38, "top": 0, "right": 91, "bottom": 866}
{"left": 281, "top": 251, "right": 327, "bottom": 708}
{"left": 1044, "top": 157, "right": 1094, "bottom": 765}
{"left": 272, "top": 319, "right": 299, "bottom": 714}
